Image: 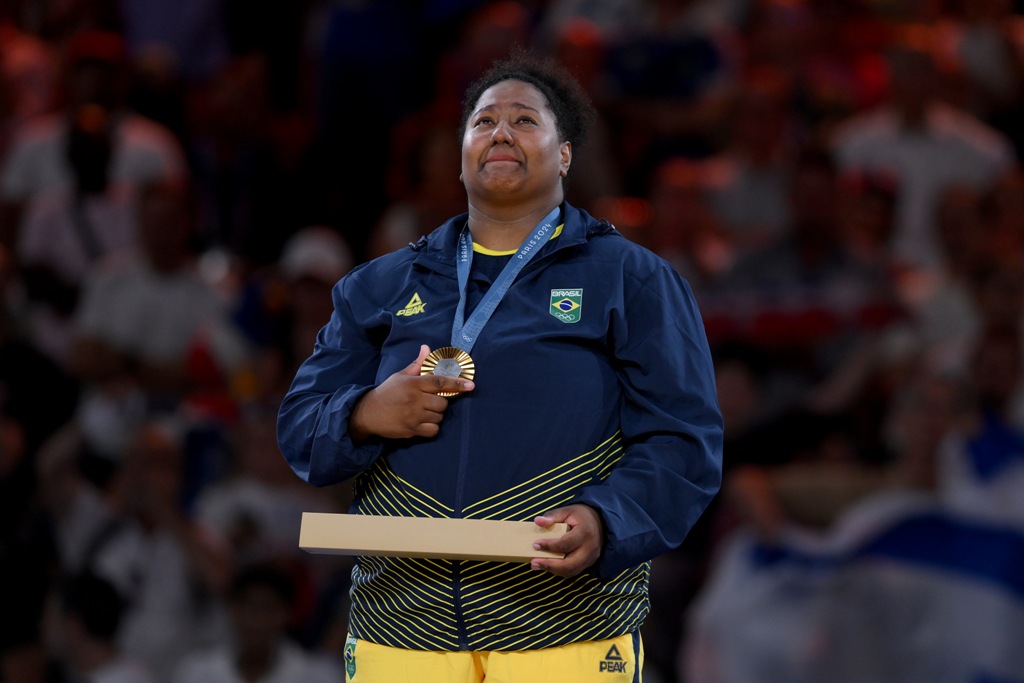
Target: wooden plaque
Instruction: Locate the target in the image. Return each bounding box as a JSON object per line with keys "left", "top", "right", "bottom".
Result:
{"left": 299, "top": 513, "right": 568, "bottom": 562}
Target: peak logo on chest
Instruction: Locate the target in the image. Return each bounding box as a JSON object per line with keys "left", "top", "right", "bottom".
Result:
{"left": 396, "top": 292, "right": 426, "bottom": 316}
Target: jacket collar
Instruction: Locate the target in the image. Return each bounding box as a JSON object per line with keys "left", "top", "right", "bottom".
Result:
{"left": 410, "top": 202, "right": 611, "bottom": 277}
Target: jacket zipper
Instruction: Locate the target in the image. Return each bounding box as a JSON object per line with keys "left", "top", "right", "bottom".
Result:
{"left": 453, "top": 398, "right": 473, "bottom": 649}
{"left": 445, "top": 222, "right": 598, "bottom": 649}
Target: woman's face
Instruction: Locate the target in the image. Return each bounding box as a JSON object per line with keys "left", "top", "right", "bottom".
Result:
{"left": 460, "top": 79, "right": 571, "bottom": 208}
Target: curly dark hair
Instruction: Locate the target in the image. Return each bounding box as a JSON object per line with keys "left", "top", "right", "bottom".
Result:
{"left": 459, "top": 48, "right": 596, "bottom": 153}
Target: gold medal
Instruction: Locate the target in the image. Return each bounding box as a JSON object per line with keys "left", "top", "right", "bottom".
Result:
{"left": 420, "top": 346, "right": 475, "bottom": 396}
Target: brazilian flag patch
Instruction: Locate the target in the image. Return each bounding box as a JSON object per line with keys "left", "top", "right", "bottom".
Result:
{"left": 550, "top": 288, "right": 583, "bottom": 323}
{"left": 344, "top": 635, "right": 357, "bottom": 679}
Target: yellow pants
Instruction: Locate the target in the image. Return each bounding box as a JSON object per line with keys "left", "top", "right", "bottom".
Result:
{"left": 342, "top": 632, "right": 643, "bottom": 683}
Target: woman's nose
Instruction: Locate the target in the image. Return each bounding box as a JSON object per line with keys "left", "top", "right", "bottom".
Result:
{"left": 490, "top": 119, "right": 514, "bottom": 144}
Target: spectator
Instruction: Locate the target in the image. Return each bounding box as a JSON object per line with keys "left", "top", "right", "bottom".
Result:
{"left": 831, "top": 37, "right": 1016, "bottom": 272}
{"left": 47, "top": 571, "right": 158, "bottom": 683}
{"left": 304, "top": 0, "right": 438, "bottom": 262}
{"left": 369, "top": 121, "right": 466, "bottom": 259}
{"left": 717, "top": 147, "right": 899, "bottom": 385}
{"left": 896, "top": 238, "right": 1024, "bottom": 428}
{"left": 33, "top": 415, "right": 233, "bottom": 683}
{"left": 793, "top": 0, "right": 891, "bottom": 134}
{"left": 548, "top": 17, "right": 623, "bottom": 208}
{"left": 231, "top": 224, "right": 352, "bottom": 404}
{"left": 895, "top": 184, "right": 991, "bottom": 371}
{"left": 193, "top": 407, "right": 343, "bottom": 569}
{"left": 0, "top": 255, "right": 79, "bottom": 456}
{"left": 77, "top": 419, "right": 232, "bottom": 682}
{"left": 0, "top": 10, "right": 58, "bottom": 164}
{"left": 836, "top": 170, "right": 903, "bottom": 283}
{"left": 431, "top": 1, "right": 535, "bottom": 116}
{"left": 704, "top": 68, "right": 797, "bottom": 258}
{"left": 69, "top": 178, "right": 249, "bottom": 474}
{"left": 14, "top": 105, "right": 140, "bottom": 367}
{"left": 724, "top": 366, "right": 967, "bottom": 541}
{"left": 0, "top": 29, "right": 187, "bottom": 248}
{"left": 934, "top": 0, "right": 1024, "bottom": 154}
{"left": 186, "top": 53, "right": 321, "bottom": 266}
{"left": 598, "top": 0, "right": 744, "bottom": 188}
{"left": 171, "top": 563, "right": 341, "bottom": 683}
{"left": 275, "top": 223, "right": 351, "bottom": 361}
{"left": 2, "top": 29, "right": 189, "bottom": 368}
{"left": 639, "top": 155, "right": 735, "bottom": 297}
{"left": 939, "top": 323, "right": 1024, "bottom": 525}
{"left": 116, "top": 0, "right": 229, "bottom": 87}
{"left": 681, "top": 365, "right": 1021, "bottom": 683}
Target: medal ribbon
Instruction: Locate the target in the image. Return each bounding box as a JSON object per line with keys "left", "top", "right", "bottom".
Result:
{"left": 451, "top": 206, "right": 560, "bottom": 352}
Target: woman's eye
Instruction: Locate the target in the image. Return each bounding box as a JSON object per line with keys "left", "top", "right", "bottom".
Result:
{"left": 474, "top": 117, "right": 494, "bottom": 127}
{"left": 517, "top": 117, "right": 536, "bottom": 124}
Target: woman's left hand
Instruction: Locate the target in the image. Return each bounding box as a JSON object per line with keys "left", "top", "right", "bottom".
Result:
{"left": 530, "top": 504, "right": 604, "bottom": 577}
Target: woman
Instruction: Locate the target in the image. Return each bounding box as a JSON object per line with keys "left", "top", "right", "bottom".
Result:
{"left": 277, "top": 51, "right": 723, "bottom": 682}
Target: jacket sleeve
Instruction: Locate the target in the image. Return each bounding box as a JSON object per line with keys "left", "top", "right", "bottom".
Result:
{"left": 573, "top": 263, "right": 724, "bottom": 578}
{"left": 276, "top": 275, "right": 385, "bottom": 486}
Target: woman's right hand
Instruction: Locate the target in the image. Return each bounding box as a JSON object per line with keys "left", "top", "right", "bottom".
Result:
{"left": 349, "top": 344, "right": 474, "bottom": 441}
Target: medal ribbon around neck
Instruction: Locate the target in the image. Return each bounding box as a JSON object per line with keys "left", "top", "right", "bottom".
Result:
{"left": 452, "top": 205, "right": 560, "bottom": 351}
{"left": 420, "top": 206, "right": 561, "bottom": 396}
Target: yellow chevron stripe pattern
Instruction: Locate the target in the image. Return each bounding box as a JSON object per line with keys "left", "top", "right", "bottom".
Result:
{"left": 461, "top": 561, "right": 649, "bottom": 650}
{"left": 355, "top": 459, "right": 454, "bottom": 518}
{"left": 348, "top": 432, "right": 651, "bottom": 651}
{"left": 462, "top": 431, "right": 623, "bottom": 520}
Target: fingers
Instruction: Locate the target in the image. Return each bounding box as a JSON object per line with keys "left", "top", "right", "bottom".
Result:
{"left": 427, "top": 373, "right": 475, "bottom": 396}
{"left": 403, "top": 346, "right": 475, "bottom": 396}
{"left": 530, "top": 505, "right": 604, "bottom": 578}
{"left": 411, "top": 422, "right": 441, "bottom": 439}
{"left": 401, "top": 344, "right": 432, "bottom": 376}
{"left": 534, "top": 511, "right": 565, "bottom": 527}
{"left": 352, "top": 345, "right": 475, "bottom": 441}
{"left": 530, "top": 535, "right": 597, "bottom": 577}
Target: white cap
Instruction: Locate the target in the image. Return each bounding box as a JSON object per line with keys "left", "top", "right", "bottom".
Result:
{"left": 279, "top": 226, "right": 353, "bottom": 284}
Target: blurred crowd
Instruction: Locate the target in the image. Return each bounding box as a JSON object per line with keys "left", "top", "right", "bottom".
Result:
{"left": 2, "top": 0, "right": 1024, "bottom": 682}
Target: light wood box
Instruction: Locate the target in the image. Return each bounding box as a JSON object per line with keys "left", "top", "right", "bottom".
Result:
{"left": 299, "top": 512, "right": 568, "bottom": 562}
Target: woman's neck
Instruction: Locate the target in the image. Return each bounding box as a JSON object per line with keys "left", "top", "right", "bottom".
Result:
{"left": 466, "top": 200, "right": 561, "bottom": 252}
